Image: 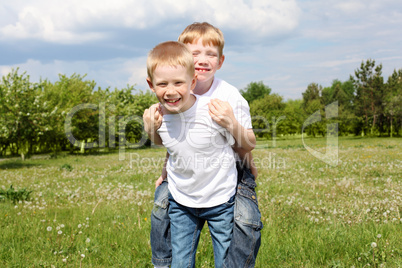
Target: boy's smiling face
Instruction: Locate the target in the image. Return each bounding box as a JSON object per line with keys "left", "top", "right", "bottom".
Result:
{"left": 147, "top": 65, "right": 196, "bottom": 114}
{"left": 186, "top": 38, "right": 224, "bottom": 88}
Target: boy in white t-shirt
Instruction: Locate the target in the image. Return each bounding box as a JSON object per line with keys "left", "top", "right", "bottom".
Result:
{"left": 146, "top": 41, "right": 238, "bottom": 267}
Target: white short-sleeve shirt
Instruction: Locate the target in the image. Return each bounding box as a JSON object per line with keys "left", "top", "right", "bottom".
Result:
{"left": 157, "top": 95, "right": 237, "bottom": 208}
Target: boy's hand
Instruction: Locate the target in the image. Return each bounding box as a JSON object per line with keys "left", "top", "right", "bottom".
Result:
{"left": 155, "top": 175, "right": 164, "bottom": 189}
{"left": 143, "top": 103, "right": 163, "bottom": 135}
{"left": 208, "top": 99, "right": 235, "bottom": 130}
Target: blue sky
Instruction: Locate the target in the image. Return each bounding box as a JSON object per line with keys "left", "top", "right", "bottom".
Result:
{"left": 1, "top": 0, "right": 401, "bottom": 100}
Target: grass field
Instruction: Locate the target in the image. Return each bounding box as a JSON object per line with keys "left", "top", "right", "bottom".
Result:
{"left": 1, "top": 137, "right": 401, "bottom": 267}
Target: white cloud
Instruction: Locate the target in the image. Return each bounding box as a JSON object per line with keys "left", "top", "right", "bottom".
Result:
{"left": 0, "top": 0, "right": 301, "bottom": 43}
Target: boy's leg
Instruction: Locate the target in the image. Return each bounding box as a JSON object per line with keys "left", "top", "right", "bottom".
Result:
{"left": 204, "top": 195, "right": 235, "bottom": 268}
{"left": 168, "top": 193, "right": 204, "bottom": 268}
{"left": 224, "top": 164, "right": 263, "bottom": 268}
{"left": 150, "top": 181, "right": 172, "bottom": 267}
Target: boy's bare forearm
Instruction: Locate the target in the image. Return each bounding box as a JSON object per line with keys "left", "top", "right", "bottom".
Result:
{"left": 232, "top": 146, "right": 258, "bottom": 179}
{"left": 162, "top": 151, "right": 169, "bottom": 179}
{"left": 230, "top": 123, "right": 256, "bottom": 152}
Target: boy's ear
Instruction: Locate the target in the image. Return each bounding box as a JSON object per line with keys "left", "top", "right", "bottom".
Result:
{"left": 217, "top": 54, "right": 225, "bottom": 70}
{"left": 146, "top": 77, "right": 155, "bottom": 92}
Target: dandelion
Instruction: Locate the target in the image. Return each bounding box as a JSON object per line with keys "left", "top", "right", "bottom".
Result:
{"left": 60, "top": 224, "right": 65, "bottom": 228}
{"left": 86, "top": 217, "right": 89, "bottom": 221}
{"left": 377, "top": 234, "right": 382, "bottom": 239}
{"left": 47, "top": 226, "right": 52, "bottom": 232}
{"left": 85, "top": 238, "right": 90, "bottom": 243}
{"left": 78, "top": 224, "right": 82, "bottom": 228}
{"left": 62, "top": 259, "right": 67, "bottom": 263}
{"left": 58, "top": 230, "right": 62, "bottom": 235}
{"left": 371, "top": 242, "right": 377, "bottom": 248}
{"left": 81, "top": 254, "right": 85, "bottom": 258}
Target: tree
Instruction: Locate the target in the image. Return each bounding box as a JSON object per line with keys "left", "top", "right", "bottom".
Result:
{"left": 384, "top": 69, "right": 402, "bottom": 137}
{"left": 0, "top": 69, "right": 48, "bottom": 159}
{"left": 352, "top": 59, "right": 384, "bottom": 136}
{"left": 282, "top": 99, "right": 304, "bottom": 135}
{"left": 240, "top": 81, "right": 271, "bottom": 104}
{"left": 250, "top": 93, "right": 285, "bottom": 138}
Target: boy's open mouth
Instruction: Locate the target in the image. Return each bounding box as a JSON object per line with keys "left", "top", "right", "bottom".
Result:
{"left": 165, "top": 98, "right": 181, "bottom": 105}
{"left": 195, "top": 68, "right": 210, "bottom": 73}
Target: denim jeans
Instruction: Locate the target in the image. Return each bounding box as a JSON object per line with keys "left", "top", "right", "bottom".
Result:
{"left": 168, "top": 193, "right": 235, "bottom": 268}
{"left": 150, "top": 164, "right": 262, "bottom": 267}
{"left": 150, "top": 180, "right": 172, "bottom": 266}
{"left": 223, "top": 163, "right": 263, "bottom": 268}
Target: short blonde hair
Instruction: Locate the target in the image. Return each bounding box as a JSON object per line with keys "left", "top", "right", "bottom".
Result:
{"left": 178, "top": 22, "right": 224, "bottom": 58}
{"left": 147, "top": 41, "right": 195, "bottom": 83}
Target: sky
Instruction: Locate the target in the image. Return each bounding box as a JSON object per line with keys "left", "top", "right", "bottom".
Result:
{"left": 1, "top": 0, "right": 401, "bottom": 100}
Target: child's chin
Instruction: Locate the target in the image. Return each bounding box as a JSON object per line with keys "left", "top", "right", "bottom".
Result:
{"left": 163, "top": 105, "right": 181, "bottom": 114}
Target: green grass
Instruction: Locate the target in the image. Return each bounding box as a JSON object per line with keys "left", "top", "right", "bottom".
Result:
{"left": 1, "top": 137, "right": 401, "bottom": 267}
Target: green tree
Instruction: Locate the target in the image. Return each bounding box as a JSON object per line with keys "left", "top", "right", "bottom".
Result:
{"left": 0, "top": 69, "right": 48, "bottom": 159}
{"left": 352, "top": 59, "right": 384, "bottom": 136}
{"left": 51, "top": 74, "right": 99, "bottom": 153}
{"left": 108, "top": 86, "right": 157, "bottom": 148}
{"left": 240, "top": 81, "right": 271, "bottom": 104}
{"left": 250, "top": 93, "right": 285, "bottom": 138}
{"left": 282, "top": 99, "right": 304, "bottom": 135}
{"left": 301, "top": 83, "right": 325, "bottom": 137}
{"left": 383, "top": 69, "right": 402, "bottom": 137}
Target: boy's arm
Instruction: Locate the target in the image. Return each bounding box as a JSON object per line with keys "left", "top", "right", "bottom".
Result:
{"left": 208, "top": 99, "right": 256, "bottom": 152}
{"left": 232, "top": 146, "right": 258, "bottom": 179}
{"left": 155, "top": 151, "right": 169, "bottom": 188}
{"left": 143, "top": 103, "right": 163, "bottom": 145}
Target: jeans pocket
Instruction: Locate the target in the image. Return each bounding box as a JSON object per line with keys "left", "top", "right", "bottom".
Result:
{"left": 235, "top": 185, "right": 262, "bottom": 230}
{"left": 154, "top": 181, "right": 170, "bottom": 209}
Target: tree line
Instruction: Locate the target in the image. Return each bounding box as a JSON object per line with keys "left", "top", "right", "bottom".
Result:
{"left": 0, "top": 69, "right": 157, "bottom": 159}
{"left": 243, "top": 59, "right": 402, "bottom": 139}
{"left": 1, "top": 59, "right": 401, "bottom": 159}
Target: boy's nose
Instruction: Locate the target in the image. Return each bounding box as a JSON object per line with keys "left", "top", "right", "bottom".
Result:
{"left": 197, "top": 54, "right": 208, "bottom": 64}
{"left": 165, "top": 85, "right": 176, "bottom": 94}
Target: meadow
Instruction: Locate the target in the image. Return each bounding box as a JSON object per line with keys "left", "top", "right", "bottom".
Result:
{"left": 0, "top": 137, "right": 401, "bottom": 267}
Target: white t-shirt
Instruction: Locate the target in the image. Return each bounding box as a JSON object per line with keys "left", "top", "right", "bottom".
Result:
{"left": 201, "top": 78, "right": 252, "bottom": 130}
{"left": 157, "top": 95, "right": 237, "bottom": 208}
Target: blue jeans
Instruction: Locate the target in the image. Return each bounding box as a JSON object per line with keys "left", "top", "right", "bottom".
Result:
{"left": 223, "top": 163, "right": 263, "bottom": 268}
{"left": 169, "top": 193, "right": 235, "bottom": 268}
{"left": 150, "top": 180, "right": 172, "bottom": 266}
{"left": 150, "top": 164, "right": 262, "bottom": 267}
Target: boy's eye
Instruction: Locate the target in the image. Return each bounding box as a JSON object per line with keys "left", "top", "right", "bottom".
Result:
{"left": 175, "top": 81, "right": 184, "bottom": 86}
{"left": 157, "top": 83, "right": 167, "bottom": 87}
